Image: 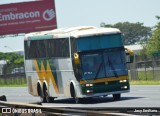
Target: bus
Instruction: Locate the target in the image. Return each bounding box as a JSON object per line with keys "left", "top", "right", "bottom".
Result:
{"left": 24, "top": 26, "right": 134, "bottom": 103}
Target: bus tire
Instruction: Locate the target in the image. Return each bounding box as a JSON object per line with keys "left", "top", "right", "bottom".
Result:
{"left": 41, "top": 96, "right": 46, "bottom": 103}
{"left": 70, "top": 83, "right": 75, "bottom": 98}
{"left": 113, "top": 93, "right": 121, "bottom": 100}
{"left": 45, "top": 89, "right": 54, "bottom": 103}
{"left": 43, "top": 84, "right": 54, "bottom": 103}
{"left": 75, "top": 97, "right": 80, "bottom": 104}
{"left": 70, "top": 83, "right": 81, "bottom": 104}
{"left": 37, "top": 83, "right": 45, "bottom": 103}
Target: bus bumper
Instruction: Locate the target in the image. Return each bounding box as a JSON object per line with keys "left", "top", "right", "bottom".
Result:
{"left": 79, "top": 90, "right": 130, "bottom": 98}
{"left": 79, "top": 81, "right": 130, "bottom": 98}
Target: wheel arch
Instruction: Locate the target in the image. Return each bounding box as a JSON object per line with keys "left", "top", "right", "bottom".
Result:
{"left": 37, "top": 81, "right": 42, "bottom": 96}
{"left": 43, "top": 80, "right": 49, "bottom": 94}
{"left": 70, "top": 80, "right": 77, "bottom": 98}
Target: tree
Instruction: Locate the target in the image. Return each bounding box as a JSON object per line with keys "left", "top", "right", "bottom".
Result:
{"left": 0, "top": 52, "right": 24, "bottom": 74}
{"left": 146, "top": 16, "right": 160, "bottom": 56}
{"left": 100, "top": 22, "right": 152, "bottom": 45}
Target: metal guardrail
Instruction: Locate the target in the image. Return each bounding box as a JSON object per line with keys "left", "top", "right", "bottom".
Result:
{"left": 1, "top": 101, "right": 160, "bottom": 116}
{"left": 0, "top": 101, "right": 137, "bottom": 116}
{"left": 0, "top": 73, "right": 25, "bottom": 78}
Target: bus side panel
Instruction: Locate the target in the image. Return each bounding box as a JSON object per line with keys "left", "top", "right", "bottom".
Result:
{"left": 58, "top": 58, "right": 81, "bottom": 97}
{"left": 48, "top": 58, "right": 80, "bottom": 98}
{"left": 61, "top": 71, "right": 78, "bottom": 97}
{"left": 25, "top": 60, "right": 40, "bottom": 96}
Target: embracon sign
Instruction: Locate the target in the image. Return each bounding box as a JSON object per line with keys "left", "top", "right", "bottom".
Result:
{"left": 0, "top": 0, "right": 57, "bottom": 35}
{"left": 0, "top": 9, "right": 56, "bottom": 22}
{"left": 0, "top": 11, "right": 40, "bottom": 21}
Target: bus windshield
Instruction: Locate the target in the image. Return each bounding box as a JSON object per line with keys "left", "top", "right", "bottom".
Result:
{"left": 76, "top": 34, "right": 123, "bottom": 51}
{"left": 81, "top": 50, "right": 128, "bottom": 80}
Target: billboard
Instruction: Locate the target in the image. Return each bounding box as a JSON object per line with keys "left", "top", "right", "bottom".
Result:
{"left": 0, "top": 0, "right": 57, "bottom": 35}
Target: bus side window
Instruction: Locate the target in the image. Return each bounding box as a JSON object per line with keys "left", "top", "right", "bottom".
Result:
{"left": 37, "top": 40, "right": 46, "bottom": 58}
{"left": 24, "top": 41, "right": 29, "bottom": 59}
{"left": 62, "top": 38, "right": 70, "bottom": 57}
{"left": 47, "top": 38, "right": 70, "bottom": 58}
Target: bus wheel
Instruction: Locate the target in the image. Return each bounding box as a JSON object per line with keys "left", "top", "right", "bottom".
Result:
{"left": 45, "top": 89, "right": 54, "bottom": 103}
{"left": 70, "top": 83, "right": 80, "bottom": 104}
{"left": 44, "top": 87, "right": 53, "bottom": 103}
{"left": 40, "top": 95, "right": 46, "bottom": 103}
{"left": 75, "top": 97, "right": 80, "bottom": 104}
{"left": 113, "top": 93, "right": 121, "bottom": 100}
{"left": 37, "top": 83, "right": 46, "bottom": 103}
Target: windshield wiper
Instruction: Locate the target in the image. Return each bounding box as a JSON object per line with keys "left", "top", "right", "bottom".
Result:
{"left": 94, "top": 50, "right": 107, "bottom": 80}
{"left": 94, "top": 61, "right": 103, "bottom": 80}
{"left": 108, "top": 58, "right": 118, "bottom": 77}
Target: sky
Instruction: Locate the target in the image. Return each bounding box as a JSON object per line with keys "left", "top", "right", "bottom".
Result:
{"left": 0, "top": 0, "right": 160, "bottom": 52}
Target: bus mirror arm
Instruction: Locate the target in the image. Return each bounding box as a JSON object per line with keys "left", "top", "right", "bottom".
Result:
{"left": 74, "top": 53, "right": 80, "bottom": 65}
{"left": 125, "top": 48, "right": 134, "bottom": 63}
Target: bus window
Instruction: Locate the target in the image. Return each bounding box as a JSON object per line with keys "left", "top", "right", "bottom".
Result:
{"left": 31, "top": 41, "right": 40, "bottom": 58}
{"left": 104, "top": 51, "right": 128, "bottom": 77}
{"left": 81, "top": 53, "right": 105, "bottom": 80}
{"left": 77, "top": 34, "right": 123, "bottom": 51}
{"left": 37, "top": 40, "right": 46, "bottom": 58}
{"left": 25, "top": 40, "right": 47, "bottom": 59}
{"left": 24, "top": 41, "right": 29, "bottom": 59}
{"left": 47, "top": 38, "right": 69, "bottom": 58}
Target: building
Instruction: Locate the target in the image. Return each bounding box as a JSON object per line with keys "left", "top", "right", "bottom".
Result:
{"left": 3, "top": 50, "right": 24, "bottom": 56}
{"left": 125, "top": 44, "right": 143, "bottom": 54}
{"left": 0, "top": 60, "right": 7, "bottom": 75}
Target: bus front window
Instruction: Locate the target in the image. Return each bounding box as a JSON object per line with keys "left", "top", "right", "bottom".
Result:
{"left": 80, "top": 50, "right": 128, "bottom": 80}
{"left": 81, "top": 54, "right": 105, "bottom": 80}
{"left": 104, "top": 51, "right": 128, "bottom": 77}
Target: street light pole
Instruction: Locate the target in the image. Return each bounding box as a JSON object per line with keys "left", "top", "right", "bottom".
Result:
{"left": 4, "top": 46, "right": 14, "bottom": 52}
{"left": 0, "top": 46, "right": 3, "bottom": 52}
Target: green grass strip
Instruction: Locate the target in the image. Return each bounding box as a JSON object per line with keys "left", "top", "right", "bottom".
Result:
{"left": 130, "top": 80, "right": 160, "bottom": 85}
{"left": 0, "top": 84, "right": 27, "bottom": 87}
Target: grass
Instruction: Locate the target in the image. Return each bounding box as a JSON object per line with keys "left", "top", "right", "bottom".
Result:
{"left": 137, "top": 70, "right": 153, "bottom": 80}
{"left": 129, "top": 70, "right": 160, "bottom": 85}
{"left": 130, "top": 80, "right": 160, "bottom": 85}
{"left": 0, "top": 77, "right": 27, "bottom": 87}
{"left": 0, "top": 84, "right": 27, "bottom": 87}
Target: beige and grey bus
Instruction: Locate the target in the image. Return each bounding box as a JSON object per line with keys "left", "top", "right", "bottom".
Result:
{"left": 24, "top": 26, "right": 133, "bottom": 103}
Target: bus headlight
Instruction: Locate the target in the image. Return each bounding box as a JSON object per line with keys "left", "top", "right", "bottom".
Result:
{"left": 86, "top": 84, "right": 93, "bottom": 87}
{"left": 120, "top": 80, "right": 127, "bottom": 83}
{"left": 86, "top": 90, "right": 93, "bottom": 93}
{"left": 121, "top": 86, "right": 128, "bottom": 89}
{"left": 86, "top": 84, "right": 90, "bottom": 87}
{"left": 124, "top": 86, "right": 127, "bottom": 89}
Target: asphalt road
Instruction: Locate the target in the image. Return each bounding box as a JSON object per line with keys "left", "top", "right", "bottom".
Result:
{"left": 0, "top": 85, "right": 160, "bottom": 107}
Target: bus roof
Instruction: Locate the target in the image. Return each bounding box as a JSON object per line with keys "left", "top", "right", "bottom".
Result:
{"left": 25, "top": 26, "right": 121, "bottom": 40}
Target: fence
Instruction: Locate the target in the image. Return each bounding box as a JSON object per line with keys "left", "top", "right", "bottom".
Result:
{"left": 0, "top": 56, "right": 160, "bottom": 85}
{"left": 129, "top": 55, "right": 160, "bottom": 80}
{"left": 0, "top": 73, "right": 26, "bottom": 86}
